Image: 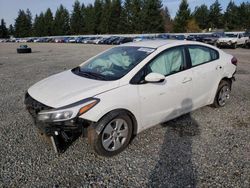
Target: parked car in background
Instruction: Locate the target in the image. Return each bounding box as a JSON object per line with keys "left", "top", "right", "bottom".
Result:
{"left": 40, "top": 38, "right": 49, "bottom": 42}
{"left": 54, "top": 38, "right": 65, "bottom": 43}
{"left": 96, "top": 37, "right": 108, "bottom": 44}
{"left": 186, "top": 34, "right": 205, "bottom": 42}
{"left": 156, "top": 34, "right": 170, "bottom": 39}
{"left": 87, "top": 37, "right": 102, "bottom": 44}
{"left": 92, "top": 37, "right": 104, "bottom": 44}
{"left": 8, "top": 38, "right": 16, "bottom": 42}
{"left": 45, "top": 38, "right": 54, "bottom": 43}
{"left": 19, "top": 38, "right": 29, "bottom": 43}
{"left": 75, "top": 37, "right": 84, "bottom": 43}
{"left": 133, "top": 36, "right": 154, "bottom": 42}
{"left": 26, "top": 38, "right": 34, "bottom": 42}
{"left": 33, "top": 38, "right": 40, "bottom": 42}
{"left": 25, "top": 40, "right": 237, "bottom": 156}
{"left": 203, "top": 32, "right": 225, "bottom": 45}
{"left": 112, "top": 37, "right": 133, "bottom": 45}
{"left": 104, "top": 36, "right": 120, "bottom": 44}
{"left": 67, "top": 37, "right": 77, "bottom": 43}
{"left": 186, "top": 35, "right": 198, "bottom": 41}
{"left": 81, "top": 37, "right": 92, "bottom": 44}
{"left": 217, "top": 33, "right": 248, "bottom": 49}
{"left": 169, "top": 35, "right": 185, "bottom": 40}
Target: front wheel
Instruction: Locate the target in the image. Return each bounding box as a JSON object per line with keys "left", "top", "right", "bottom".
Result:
{"left": 88, "top": 111, "right": 133, "bottom": 157}
{"left": 212, "top": 80, "right": 231, "bottom": 108}
{"left": 216, "top": 43, "right": 221, "bottom": 48}
{"left": 233, "top": 43, "right": 237, "bottom": 49}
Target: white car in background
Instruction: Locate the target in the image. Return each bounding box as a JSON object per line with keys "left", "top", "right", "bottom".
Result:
{"left": 217, "top": 33, "right": 248, "bottom": 48}
{"left": 25, "top": 40, "right": 237, "bottom": 156}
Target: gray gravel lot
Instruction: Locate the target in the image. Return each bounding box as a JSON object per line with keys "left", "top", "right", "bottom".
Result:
{"left": 0, "top": 43, "right": 249, "bottom": 187}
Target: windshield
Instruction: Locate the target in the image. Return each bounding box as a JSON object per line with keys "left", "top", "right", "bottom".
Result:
{"left": 226, "top": 34, "right": 237, "bottom": 38}
{"left": 73, "top": 46, "right": 155, "bottom": 81}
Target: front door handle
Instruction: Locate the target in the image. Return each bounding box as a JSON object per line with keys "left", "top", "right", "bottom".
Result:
{"left": 182, "top": 77, "right": 192, "bottom": 83}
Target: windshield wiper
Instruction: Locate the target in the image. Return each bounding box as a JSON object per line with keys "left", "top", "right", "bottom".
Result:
{"left": 79, "top": 71, "right": 108, "bottom": 80}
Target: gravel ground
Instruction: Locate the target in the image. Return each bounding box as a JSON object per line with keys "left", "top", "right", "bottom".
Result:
{"left": 0, "top": 43, "right": 249, "bottom": 187}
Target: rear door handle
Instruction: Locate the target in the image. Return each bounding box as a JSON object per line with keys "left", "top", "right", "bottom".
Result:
{"left": 182, "top": 77, "right": 192, "bottom": 83}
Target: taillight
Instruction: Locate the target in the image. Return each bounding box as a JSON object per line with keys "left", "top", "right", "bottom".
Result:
{"left": 231, "top": 57, "right": 238, "bottom": 66}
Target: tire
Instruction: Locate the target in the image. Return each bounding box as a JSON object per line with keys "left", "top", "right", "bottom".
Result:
{"left": 88, "top": 111, "right": 133, "bottom": 157}
{"left": 216, "top": 43, "right": 221, "bottom": 48}
{"left": 244, "top": 41, "right": 248, "bottom": 48}
{"left": 212, "top": 80, "right": 231, "bottom": 108}
{"left": 233, "top": 43, "right": 237, "bottom": 49}
{"left": 17, "top": 48, "right": 32, "bottom": 53}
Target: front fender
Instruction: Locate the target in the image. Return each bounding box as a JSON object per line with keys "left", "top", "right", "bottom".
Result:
{"left": 78, "top": 84, "right": 142, "bottom": 133}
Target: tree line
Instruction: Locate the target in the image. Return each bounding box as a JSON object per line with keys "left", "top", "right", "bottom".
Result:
{"left": 0, "top": 0, "right": 250, "bottom": 38}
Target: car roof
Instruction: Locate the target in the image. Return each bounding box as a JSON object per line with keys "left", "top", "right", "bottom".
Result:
{"left": 121, "top": 40, "right": 199, "bottom": 49}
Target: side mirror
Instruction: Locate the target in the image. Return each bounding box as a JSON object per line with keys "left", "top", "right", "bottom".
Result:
{"left": 145, "top": 72, "right": 165, "bottom": 83}
{"left": 238, "top": 35, "right": 241, "bottom": 39}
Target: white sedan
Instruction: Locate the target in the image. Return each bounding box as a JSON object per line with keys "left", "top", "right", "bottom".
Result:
{"left": 25, "top": 40, "right": 237, "bottom": 156}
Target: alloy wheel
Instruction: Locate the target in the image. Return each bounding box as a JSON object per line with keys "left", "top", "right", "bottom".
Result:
{"left": 101, "top": 118, "right": 129, "bottom": 151}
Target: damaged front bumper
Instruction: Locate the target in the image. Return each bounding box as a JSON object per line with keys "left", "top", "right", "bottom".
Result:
{"left": 24, "top": 93, "right": 92, "bottom": 153}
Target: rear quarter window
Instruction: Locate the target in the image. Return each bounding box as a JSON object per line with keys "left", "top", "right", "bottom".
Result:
{"left": 188, "top": 45, "right": 219, "bottom": 66}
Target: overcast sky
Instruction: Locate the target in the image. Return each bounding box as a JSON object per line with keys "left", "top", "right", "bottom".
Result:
{"left": 0, "top": 0, "right": 247, "bottom": 26}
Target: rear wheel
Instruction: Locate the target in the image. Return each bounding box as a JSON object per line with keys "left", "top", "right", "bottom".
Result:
{"left": 88, "top": 111, "right": 133, "bottom": 157}
{"left": 212, "top": 80, "right": 231, "bottom": 108}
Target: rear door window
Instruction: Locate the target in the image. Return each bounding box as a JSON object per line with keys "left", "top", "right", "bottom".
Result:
{"left": 187, "top": 45, "right": 219, "bottom": 66}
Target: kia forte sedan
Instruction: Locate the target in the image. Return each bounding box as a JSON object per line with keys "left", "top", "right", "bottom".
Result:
{"left": 25, "top": 40, "right": 237, "bottom": 156}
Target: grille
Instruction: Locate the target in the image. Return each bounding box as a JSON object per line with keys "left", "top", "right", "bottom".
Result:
{"left": 24, "top": 92, "right": 53, "bottom": 118}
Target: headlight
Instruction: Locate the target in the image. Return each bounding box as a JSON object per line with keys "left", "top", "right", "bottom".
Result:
{"left": 38, "top": 110, "right": 73, "bottom": 122}
{"left": 37, "top": 98, "right": 99, "bottom": 122}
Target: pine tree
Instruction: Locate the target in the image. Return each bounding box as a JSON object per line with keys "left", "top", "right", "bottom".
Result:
{"left": 14, "top": 9, "right": 33, "bottom": 37}
{"left": 33, "top": 13, "right": 45, "bottom": 36}
{"left": 173, "top": 0, "right": 190, "bottom": 33}
{"left": 84, "top": 4, "right": 95, "bottom": 34}
{"left": 44, "top": 8, "right": 54, "bottom": 36}
{"left": 193, "top": 4, "right": 209, "bottom": 30}
{"left": 33, "top": 14, "right": 39, "bottom": 36}
{"left": 26, "top": 9, "right": 33, "bottom": 33}
{"left": 100, "top": 0, "right": 112, "bottom": 34}
{"left": 70, "top": 0, "right": 83, "bottom": 34}
{"left": 54, "top": 5, "right": 70, "bottom": 35}
{"left": 238, "top": 2, "right": 250, "bottom": 30}
{"left": 110, "top": 0, "right": 122, "bottom": 33}
{"left": 0, "top": 19, "right": 8, "bottom": 38}
{"left": 80, "top": 3, "right": 86, "bottom": 33}
{"left": 94, "top": 0, "right": 103, "bottom": 34}
{"left": 131, "top": 0, "right": 143, "bottom": 33}
{"left": 142, "top": 0, "right": 164, "bottom": 33}
{"left": 8, "top": 24, "right": 14, "bottom": 36}
{"left": 162, "top": 6, "right": 173, "bottom": 32}
{"left": 224, "top": 1, "right": 240, "bottom": 30}
{"left": 118, "top": 0, "right": 133, "bottom": 33}
{"left": 208, "top": 0, "right": 223, "bottom": 29}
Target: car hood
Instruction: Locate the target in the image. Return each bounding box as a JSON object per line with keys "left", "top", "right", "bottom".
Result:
{"left": 28, "top": 70, "right": 119, "bottom": 108}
